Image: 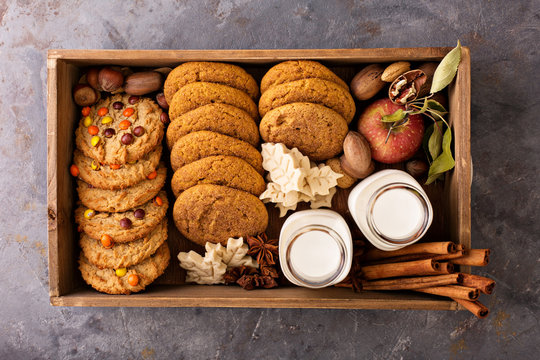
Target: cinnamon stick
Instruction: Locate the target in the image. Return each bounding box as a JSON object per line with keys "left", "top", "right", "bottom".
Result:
{"left": 415, "top": 285, "right": 479, "bottom": 300}
{"left": 362, "top": 242, "right": 457, "bottom": 261}
{"left": 433, "top": 251, "right": 464, "bottom": 261}
{"left": 362, "top": 274, "right": 462, "bottom": 291}
{"left": 458, "top": 273, "right": 495, "bottom": 294}
{"left": 436, "top": 262, "right": 454, "bottom": 274}
{"left": 453, "top": 298, "right": 490, "bottom": 318}
{"left": 451, "top": 249, "right": 490, "bottom": 266}
{"left": 363, "top": 250, "right": 465, "bottom": 266}
{"left": 361, "top": 259, "right": 442, "bottom": 280}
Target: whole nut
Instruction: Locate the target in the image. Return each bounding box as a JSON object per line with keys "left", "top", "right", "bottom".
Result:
{"left": 86, "top": 67, "right": 102, "bottom": 91}
{"left": 406, "top": 159, "right": 428, "bottom": 178}
{"left": 326, "top": 158, "right": 357, "bottom": 189}
{"left": 339, "top": 131, "right": 373, "bottom": 179}
{"left": 341, "top": 158, "right": 375, "bottom": 179}
{"left": 98, "top": 67, "right": 124, "bottom": 93}
{"left": 350, "top": 64, "right": 386, "bottom": 101}
{"left": 156, "top": 92, "right": 169, "bottom": 109}
{"left": 381, "top": 61, "right": 411, "bottom": 82}
{"left": 124, "top": 71, "right": 163, "bottom": 96}
{"left": 72, "top": 84, "right": 99, "bottom": 106}
{"left": 153, "top": 67, "right": 173, "bottom": 77}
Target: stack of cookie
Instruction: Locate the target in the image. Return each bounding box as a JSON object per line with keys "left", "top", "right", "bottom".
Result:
{"left": 163, "top": 62, "right": 268, "bottom": 247}
{"left": 258, "top": 60, "right": 354, "bottom": 161}
{"left": 72, "top": 93, "right": 170, "bottom": 295}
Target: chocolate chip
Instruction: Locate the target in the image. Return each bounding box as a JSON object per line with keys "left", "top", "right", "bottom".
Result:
{"left": 112, "top": 101, "right": 124, "bottom": 110}
{"left": 133, "top": 209, "right": 145, "bottom": 219}
{"left": 128, "top": 96, "right": 139, "bottom": 105}
{"left": 103, "top": 128, "right": 116, "bottom": 138}
{"left": 121, "top": 133, "right": 133, "bottom": 145}
{"left": 133, "top": 126, "right": 145, "bottom": 137}
{"left": 119, "top": 218, "right": 132, "bottom": 229}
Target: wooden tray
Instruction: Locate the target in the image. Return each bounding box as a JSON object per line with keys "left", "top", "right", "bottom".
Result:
{"left": 47, "top": 48, "right": 471, "bottom": 309}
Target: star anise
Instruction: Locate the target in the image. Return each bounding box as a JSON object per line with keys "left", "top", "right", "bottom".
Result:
{"left": 259, "top": 265, "right": 279, "bottom": 278}
{"left": 246, "top": 233, "right": 279, "bottom": 266}
{"left": 223, "top": 265, "right": 257, "bottom": 285}
{"left": 237, "top": 273, "right": 278, "bottom": 290}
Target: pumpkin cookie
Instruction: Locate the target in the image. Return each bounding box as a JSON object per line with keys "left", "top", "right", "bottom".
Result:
{"left": 77, "top": 164, "right": 166, "bottom": 212}
{"left": 80, "top": 219, "right": 168, "bottom": 269}
{"left": 170, "top": 131, "right": 263, "bottom": 173}
{"left": 171, "top": 155, "right": 266, "bottom": 197}
{"left": 173, "top": 184, "right": 268, "bottom": 246}
{"left": 73, "top": 146, "right": 162, "bottom": 190}
{"left": 166, "top": 103, "right": 259, "bottom": 149}
{"left": 259, "top": 103, "right": 348, "bottom": 161}
{"left": 260, "top": 60, "right": 349, "bottom": 94}
{"left": 168, "top": 82, "right": 258, "bottom": 121}
{"left": 258, "top": 78, "right": 356, "bottom": 123}
{"left": 164, "top": 61, "right": 259, "bottom": 104}
{"left": 79, "top": 241, "right": 170, "bottom": 295}
{"left": 75, "top": 191, "right": 168, "bottom": 243}
{"left": 75, "top": 94, "right": 164, "bottom": 165}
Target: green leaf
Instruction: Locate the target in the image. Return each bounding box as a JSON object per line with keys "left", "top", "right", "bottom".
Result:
{"left": 409, "top": 98, "right": 429, "bottom": 115}
{"left": 430, "top": 40, "right": 462, "bottom": 94}
{"left": 381, "top": 109, "right": 406, "bottom": 123}
{"left": 422, "top": 124, "right": 434, "bottom": 164}
{"left": 428, "top": 121, "right": 443, "bottom": 161}
{"left": 425, "top": 126, "right": 455, "bottom": 184}
{"left": 426, "top": 99, "right": 448, "bottom": 116}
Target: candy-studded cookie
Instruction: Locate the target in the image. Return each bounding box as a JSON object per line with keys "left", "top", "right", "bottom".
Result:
{"left": 79, "top": 241, "right": 170, "bottom": 295}
{"left": 258, "top": 78, "right": 356, "bottom": 123}
{"left": 77, "top": 164, "right": 166, "bottom": 212}
{"left": 260, "top": 60, "right": 349, "bottom": 94}
{"left": 75, "top": 94, "right": 164, "bottom": 165}
{"left": 173, "top": 184, "right": 268, "bottom": 246}
{"left": 80, "top": 219, "right": 168, "bottom": 269}
{"left": 166, "top": 103, "right": 259, "bottom": 149}
{"left": 170, "top": 131, "right": 263, "bottom": 173}
{"left": 168, "top": 82, "right": 259, "bottom": 121}
{"left": 72, "top": 146, "right": 162, "bottom": 190}
{"left": 171, "top": 155, "right": 266, "bottom": 197}
{"left": 75, "top": 191, "right": 168, "bottom": 243}
{"left": 259, "top": 103, "right": 348, "bottom": 161}
{"left": 164, "top": 61, "right": 259, "bottom": 104}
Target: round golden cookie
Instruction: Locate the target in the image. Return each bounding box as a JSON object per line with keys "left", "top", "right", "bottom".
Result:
{"left": 326, "top": 158, "right": 357, "bottom": 189}
{"left": 80, "top": 219, "right": 168, "bottom": 269}
{"left": 164, "top": 61, "right": 259, "bottom": 104}
{"left": 75, "top": 191, "right": 168, "bottom": 243}
{"left": 166, "top": 103, "right": 259, "bottom": 149}
{"left": 79, "top": 241, "right": 170, "bottom": 295}
{"left": 75, "top": 94, "right": 164, "bottom": 165}
{"left": 259, "top": 103, "right": 348, "bottom": 161}
{"left": 77, "top": 164, "right": 166, "bottom": 212}
{"left": 73, "top": 146, "right": 162, "bottom": 190}
{"left": 168, "top": 82, "right": 259, "bottom": 121}
{"left": 260, "top": 60, "right": 349, "bottom": 94}
{"left": 258, "top": 78, "right": 356, "bottom": 123}
{"left": 171, "top": 155, "right": 266, "bottom": 197}
{"left": 170, "top": 131, "right": 263, "bottom": 173}
{"left": 173, "top": 184, "right": 268, "bottom": 246}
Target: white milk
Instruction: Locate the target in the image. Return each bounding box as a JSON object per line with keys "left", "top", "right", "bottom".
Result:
{"left": 289, "top": 230, "right": 341, "bottom": 281}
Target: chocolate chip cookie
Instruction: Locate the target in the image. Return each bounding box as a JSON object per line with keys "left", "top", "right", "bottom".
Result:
{"left": 173, "top": 184, "right": 268, "bottom": 246}
{"left": 75, "top": 191, "right": 168, "bottom": 243}
{"left": 260, "top": 60, "right": 349, "bottom": 94}
{"left": 73, "top": 146, "right": 162, "bottom": 190}
{"left": 75, "top": 94, "right": 164, "bottom": 165}
{"left": 170, "top": 131, "right": 263, "bottom": 173}
{"left": 164, "top": 61, "right": 259, "bottom": 104}
{"left": 258, "top": 78, "right": 356, "bottom": 123}
{"left": 168, "top": 82, "right": 259, "bottom": 121}
{"left": 171, "top": 155, "right": 266, "bottom": 197}
{"left": 80, "top": 219, "right": 168, "bottom": 269}
{"left": 79, "top": 241, "right": 170, "bottom": 295}
{"left": 259, "top": 103, "right": 348, "bottom": 161}
{"left": 77, "top": 164, "right": 166, "bottom": 212}
{"left": 166, "top": 103, "right": 259, "bottom": 149}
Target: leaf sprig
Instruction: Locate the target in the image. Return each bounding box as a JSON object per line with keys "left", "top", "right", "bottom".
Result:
{"left": 381, "top": 40, "right": 462, "bottom": 184}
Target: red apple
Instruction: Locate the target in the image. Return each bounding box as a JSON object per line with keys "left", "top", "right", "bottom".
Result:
{"left": 356, "top": 98, "right": 424, "bottom": 164}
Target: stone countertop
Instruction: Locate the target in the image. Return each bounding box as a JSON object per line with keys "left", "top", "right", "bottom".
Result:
{"left": 0, "top": 1, "right": 538, "bottom": 359}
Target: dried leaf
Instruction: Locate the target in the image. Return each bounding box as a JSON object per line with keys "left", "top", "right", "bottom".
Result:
{"left": 426, "top": 126, "right": 455, "bottom": 184}
{"left": 381, "top": 109, "right": 406, "bottom": 123}
{"left": 428, "top": 121, "right": 444, "bottom": 161}
{"left": 426, "top": 99, "right": 448, "bottom": 116}
{"left": 430, "top": 40, "right": 462, "bottom": 94}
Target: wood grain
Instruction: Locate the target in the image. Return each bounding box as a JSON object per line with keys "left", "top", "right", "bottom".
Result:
{"left": 47, "top": 48, "right": 471, "bottom": 309}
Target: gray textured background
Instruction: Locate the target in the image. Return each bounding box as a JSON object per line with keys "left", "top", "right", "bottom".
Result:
{"left": 0, "top": 0, "right": 539, "bottom": 359}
